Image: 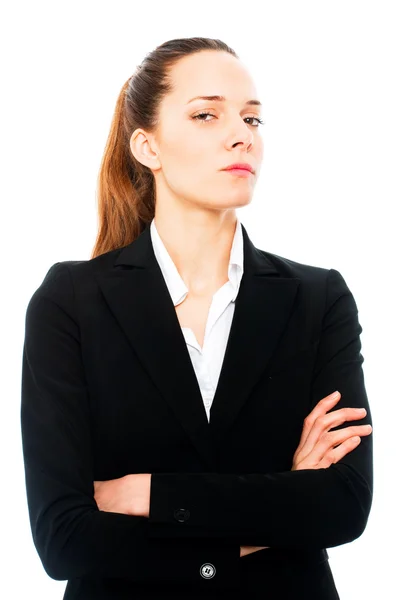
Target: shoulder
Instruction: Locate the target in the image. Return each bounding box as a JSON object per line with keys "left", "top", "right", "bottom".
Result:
{"left": 256, "top": 248, "right": 353, "bottom": 304}
{"left": 257, "top": 247, "right": 331, "bottom": 280}
{"left": 31, "top": 245, "right": 123, "bottom": 297}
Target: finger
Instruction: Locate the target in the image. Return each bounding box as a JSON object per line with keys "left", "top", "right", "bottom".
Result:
{"left": 295, "top": 391, "right": 342, "bottom": 454}
{"left": 323, "top": 406, "right": 368, "bottom": 430}
{"left": 319, "top": 436, "right": 362, "bottom": 468}
{"left": 329, "top": 424, "right": 372, "bottom": 448}
{"left": 306, "top": 424, "right": 371, "bottom": 465}
{"left": 307, "top": 391, "right": 342, "bottom": 427}
{"left": 297, "top": 404, "right": 368, "bottom": 461}
{"left": 295, "top": 407, "right": 365, "bottom": 460}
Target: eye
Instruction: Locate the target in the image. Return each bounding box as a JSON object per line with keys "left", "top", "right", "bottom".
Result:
{"left": 192, "top": 112, "right": 264, "bottom": 127}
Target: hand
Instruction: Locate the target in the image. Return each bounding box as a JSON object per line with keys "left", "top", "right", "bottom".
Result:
{"left": 93, "top": 477, "right": 268, "bottom": 558}
{"left": 240, "top": 545, "right": 269, "bottom": 557}
{"left": 291, "top": 391, "right": 372, "bottom": 470}
{"left": 93, "top": 473, "right": 152, "bottom": 517}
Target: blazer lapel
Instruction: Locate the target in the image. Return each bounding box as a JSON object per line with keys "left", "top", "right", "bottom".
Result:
{"left": 96, "top": 221, "right": 300, "bottom": 469}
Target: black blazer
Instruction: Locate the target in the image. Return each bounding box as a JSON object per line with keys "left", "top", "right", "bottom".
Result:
{"left": 21, "top": 221, "right": 373, "bottom": 600}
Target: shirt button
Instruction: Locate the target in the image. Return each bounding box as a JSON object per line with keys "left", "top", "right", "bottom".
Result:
{"left": 173, "top": 508, "right": 190, "bottom": 522}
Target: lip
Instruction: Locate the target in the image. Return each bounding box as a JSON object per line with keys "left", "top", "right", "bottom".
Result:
{"left": 222, "top": 162, "right": 255, "bottom": 174}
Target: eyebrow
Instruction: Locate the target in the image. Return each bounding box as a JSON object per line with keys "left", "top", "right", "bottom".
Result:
{"left": 186, "top": 95, "right": 262, "bottom": 107}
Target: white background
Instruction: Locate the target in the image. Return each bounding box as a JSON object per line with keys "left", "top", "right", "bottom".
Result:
{"left": 1, "top": 1, "right": 399, "bottom": 598}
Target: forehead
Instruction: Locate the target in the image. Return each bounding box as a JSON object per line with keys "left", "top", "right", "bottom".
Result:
{"left": 164, "top": 51, "right": 259, "bottom": 107}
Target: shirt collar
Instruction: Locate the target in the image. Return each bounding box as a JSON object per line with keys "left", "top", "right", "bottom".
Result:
{"left": 150, "top": 217, "right": 244, "bottom": 306}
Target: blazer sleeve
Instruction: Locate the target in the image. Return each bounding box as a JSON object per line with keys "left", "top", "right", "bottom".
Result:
{"left": 148, "top": 268, "right": 374, "bottom": 550}
{"left": 20, "top": 262, "right": 240, "bottom": 589}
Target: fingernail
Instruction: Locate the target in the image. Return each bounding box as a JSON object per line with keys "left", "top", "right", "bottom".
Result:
{"left": 331, "top": 391, "right": 340, "bottom": 399}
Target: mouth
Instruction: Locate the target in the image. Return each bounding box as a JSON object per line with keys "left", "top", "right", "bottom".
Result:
{"left": 222, "top": 168, "right": 254, "bottom": 177}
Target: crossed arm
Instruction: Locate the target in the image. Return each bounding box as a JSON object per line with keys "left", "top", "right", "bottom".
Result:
{"left": 21, "top": 263, "right": 373, "bottom": 586}
{"left": 94, "top": 379, "right": 372, "bottom": 553}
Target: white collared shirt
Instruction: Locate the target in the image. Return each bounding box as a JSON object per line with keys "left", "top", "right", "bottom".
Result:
{"left": 150, "top": 218, "right": 244, "bottom": 423}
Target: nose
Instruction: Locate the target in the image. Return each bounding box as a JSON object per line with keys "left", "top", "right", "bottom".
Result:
{"left": 229, "top": 121, "right": 254, "bottom": 150}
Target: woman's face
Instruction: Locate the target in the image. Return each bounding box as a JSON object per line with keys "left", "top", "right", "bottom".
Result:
{"left": 131, "top": 50, "right": 264, "bottom": 213}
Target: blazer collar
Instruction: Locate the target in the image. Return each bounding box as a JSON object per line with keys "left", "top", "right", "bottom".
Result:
{"left": 96, "top": 221, "right": 300, "bottom": 469}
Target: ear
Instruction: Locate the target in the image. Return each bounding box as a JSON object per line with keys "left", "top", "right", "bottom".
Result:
{"left": 129, "top": 129, "right": 160, "bottom": 171}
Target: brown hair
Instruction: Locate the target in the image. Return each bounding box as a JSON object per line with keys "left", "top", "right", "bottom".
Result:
{"left": 90, "top": 37, "right": 238, "bottom": 259}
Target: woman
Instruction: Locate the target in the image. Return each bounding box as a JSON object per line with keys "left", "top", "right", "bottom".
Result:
{"left": 21, "top": 37, "right": 373, "bottom": 599}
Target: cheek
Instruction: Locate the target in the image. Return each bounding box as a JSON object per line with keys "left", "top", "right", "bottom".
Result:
{"left": 162, "top": 134, "right": 201, "bottom": 175}
{"left": 161, "top": 136, "right": 212, "bottom": 185}
{"left": 162, "top": 121, "right": 212, "bottom": 164}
